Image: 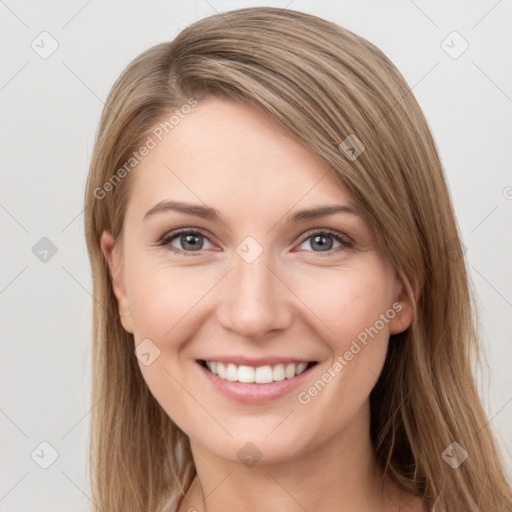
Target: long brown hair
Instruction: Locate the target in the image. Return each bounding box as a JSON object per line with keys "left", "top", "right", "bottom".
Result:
{"left": 84, "top": 7, "right": 512, "bottom": 511}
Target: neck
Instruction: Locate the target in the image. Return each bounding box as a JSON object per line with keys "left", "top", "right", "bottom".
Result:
{"left": 177, "top": 400, "right": 403, "bottom": 512}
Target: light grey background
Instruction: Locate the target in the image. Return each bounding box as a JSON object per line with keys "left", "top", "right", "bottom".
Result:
{"left": 1, "top": 1, "right": 511, "bottom": 510}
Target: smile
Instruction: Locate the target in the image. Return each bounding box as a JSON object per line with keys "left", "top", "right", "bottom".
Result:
{"left": 200, "top": 360, "right": 316, "bottom": 384}
{"left": 197, "top": 358, "right": 319, "bottom": 403}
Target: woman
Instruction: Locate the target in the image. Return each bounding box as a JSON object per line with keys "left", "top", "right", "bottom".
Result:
{"left": 84, "top": 7, "right": 512, "bottom": 512}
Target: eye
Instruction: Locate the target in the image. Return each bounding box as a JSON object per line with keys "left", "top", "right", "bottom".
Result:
{"left": 159, "top": 229, "right": 215, "bottom": 256}
{"left": 295, "top": 229, "right": 353, "bottom": 255}
{"left": 158, "top": 227, "right": 353, "bottom": 257}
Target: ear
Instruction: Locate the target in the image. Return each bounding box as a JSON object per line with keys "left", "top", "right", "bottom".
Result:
{"left": 388, "top": 271, "right": 416, "bottom": 336}
{"left": 100, "top": 231, "right": 134, "bottom": 333}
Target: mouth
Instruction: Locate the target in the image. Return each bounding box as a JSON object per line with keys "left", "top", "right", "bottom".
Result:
{"left": 198, "top": 359, "right": 318, "bottom": 384}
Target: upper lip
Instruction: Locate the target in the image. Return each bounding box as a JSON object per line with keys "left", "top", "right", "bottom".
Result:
{"left": 198, "top": 357, "right": 317, "bottom": 367}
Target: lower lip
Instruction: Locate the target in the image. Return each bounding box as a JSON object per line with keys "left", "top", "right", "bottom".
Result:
{"left": 197, "top": 361, "right": 317, "bottom": 404}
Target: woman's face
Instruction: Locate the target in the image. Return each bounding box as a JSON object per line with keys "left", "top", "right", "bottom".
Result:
{"left": 101, "top": 97, "right": 413, "bottom": 465}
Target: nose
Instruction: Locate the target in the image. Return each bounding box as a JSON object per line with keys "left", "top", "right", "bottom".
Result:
{"left": 217, "top": 246, "right": 294, "bottom": 339}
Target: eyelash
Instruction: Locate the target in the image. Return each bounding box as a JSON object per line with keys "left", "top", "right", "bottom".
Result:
{"left": 158, "top": 228, "right": 354, "bottom": 257}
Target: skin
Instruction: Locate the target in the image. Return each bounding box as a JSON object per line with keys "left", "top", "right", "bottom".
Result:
{"left": 101, "top": 97, "right": 426, "bottom": 511}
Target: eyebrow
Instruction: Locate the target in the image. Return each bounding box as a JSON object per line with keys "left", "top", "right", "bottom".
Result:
{"left": 143, "top": 200, "right": 359, "bottom": 224}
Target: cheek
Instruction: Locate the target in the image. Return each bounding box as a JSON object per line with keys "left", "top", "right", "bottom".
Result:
{"left": 292, "top": 268, "right": 393, "bottom": 402}
{"left": 289, "top": 272, "right": 393, "bottom": 440}
{"left": 126, "top": 253, "right": 395, "bottom": 361}
{"left": 124, "top": 261, "right": 210, "bottom": 431}
{"left": 293, "top": 266, "right": 393, "bottom": 349}
{"left": 126, "top": 258, "right": 215, "bottom": 342}
{"left": 123, "top": 251, "right": 396, "bottom": 455}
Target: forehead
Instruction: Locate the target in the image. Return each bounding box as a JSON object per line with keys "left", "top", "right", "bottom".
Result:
{"left": 124, "top": 97, "right": 356, "bottom": 224}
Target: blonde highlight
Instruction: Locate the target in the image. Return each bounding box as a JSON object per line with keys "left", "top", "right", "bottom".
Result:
{"left": 84, "top": 7, "right": 512, "bottom": 511}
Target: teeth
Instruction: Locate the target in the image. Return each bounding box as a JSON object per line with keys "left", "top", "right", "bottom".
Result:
{"left": 238, "top": 365, "right": 255, "bottom": 383}
{"left": 272, "top": 364, "right": 285, "bottom": 381}
{"left": 295, "top": 362, "right": 308, "bottom": 375}
{"left": 285, "top": 363, "right": 296, "bottom": 379}
{"left": 216, "top": 362, "right": 226, "bottom": 379}
{"left": 204, "top": 361, "right": 311, "bottom": 383}
{"left": 255, "top": 366, "right": 273, "bottom": 383}
{"left": 225, "top": 363, "right": 238, "bottom": 381}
